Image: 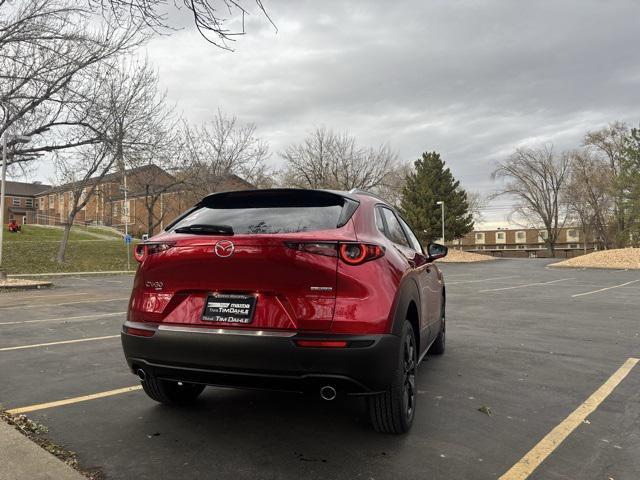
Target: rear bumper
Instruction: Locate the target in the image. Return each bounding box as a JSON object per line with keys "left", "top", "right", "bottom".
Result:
{"left": 121, "top": 323, "right": 400, "bottom": 395}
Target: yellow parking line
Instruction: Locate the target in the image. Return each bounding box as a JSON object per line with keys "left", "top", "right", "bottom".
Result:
{"left": 6, "top": 386, "right": 143, "bottom": 415}
{"left": 571, "top": 279, "right": 639, "bottom": 298}
{"left": 0, "top": 335, "right": 119, "bottom": 352}
{"left": 499, "top": 357, "right": 639, "bottom": 480}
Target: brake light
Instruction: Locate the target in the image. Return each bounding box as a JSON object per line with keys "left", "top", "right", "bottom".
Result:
{"left": 285, "top": 242, "right": 384, "bottom": 265}
{"left": 134, "top": 242, "right": 175, "bottom": 263}
{"left": 339, "top": 243, "right": 384, "bottom": 265}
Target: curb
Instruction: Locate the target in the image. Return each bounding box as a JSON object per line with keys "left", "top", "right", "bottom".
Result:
{"left": 9, "top": 270, "right": 135, "bottom": 278}
{"left": 0, "top": 282, "right": 52, "bottom": 291}
{"left": 0, "top": 418, "right": 86, "bottom": 480}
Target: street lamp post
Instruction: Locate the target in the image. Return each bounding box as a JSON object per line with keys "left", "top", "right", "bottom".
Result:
{"left": 0, "top": 132, "right": 32, "bottom": 277}
{"left": 436, "top": 200, "right": 445, "bottom": 244}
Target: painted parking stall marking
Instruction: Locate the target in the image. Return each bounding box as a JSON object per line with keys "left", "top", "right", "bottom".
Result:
{"left": 0, "top": 335, "right": 119, "bottom": 352}
{"left": 571, "top": 279, "right": 640, "bottom": 298}
{"left": 499, "top": 357, "right": 639, "bottom": 480}
{"left": 6, "top": 386, "right": 143, "bottom": 415}
{"left": 480, "top": 278, "right": 575, "bottom": 293}
{"left": 0, "top": 311, "right": 126, "bottom": 326}
{"left": 0, "top": 297, "right": 129, "bottom": 310}
{"left": 446, "top": 275, "right": 519, "bottom": 285}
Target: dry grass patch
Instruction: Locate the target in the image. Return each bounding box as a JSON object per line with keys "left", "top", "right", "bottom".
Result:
{"left": 550, "top": 248, "right": 640, "bottom": 269}
{"left": 436, "top": 249, "right": 497, "bottom": 263}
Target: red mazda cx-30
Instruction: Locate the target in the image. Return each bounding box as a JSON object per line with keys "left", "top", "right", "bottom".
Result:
{"left": 121, "top": 188, "right": 447, "bottom": 433}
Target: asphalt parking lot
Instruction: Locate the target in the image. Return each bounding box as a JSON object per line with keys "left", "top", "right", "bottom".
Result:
{"left": 1, "top": 259, "right": 639, "bottom": 480}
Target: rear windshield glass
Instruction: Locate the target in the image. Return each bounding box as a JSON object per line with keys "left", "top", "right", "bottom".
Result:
{"left": 170, "top": 191, "right": 348, "bottom": 235}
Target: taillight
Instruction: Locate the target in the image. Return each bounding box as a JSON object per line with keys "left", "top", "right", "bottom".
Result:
{"left": 285, "top": 242, "right": 384, "bottom": 265}
{"left": 285, "top": 242, "right": 337, "bottom": 257}
{"left": 134, "top": 242, "right": 175, "bottom": 263}
{"left": 339, "top": 243, "right": 384, "bottom": 265}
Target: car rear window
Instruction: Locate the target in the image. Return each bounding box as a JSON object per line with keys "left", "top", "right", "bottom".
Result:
{"left": 170, "top": 190, "right": 357, "bottom": 235}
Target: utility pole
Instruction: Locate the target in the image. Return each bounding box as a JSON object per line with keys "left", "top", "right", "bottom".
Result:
{"left": 0, "top": 132, "right": 7, "bottom": 279}
{"left": 436, "top": 200, "right": 445, "bottom": 244}
{"left": 123, "top": 171, "right": 130, "bottom": 271}
{"left": 0, "top": 131, "right": 31, "bottom": 278}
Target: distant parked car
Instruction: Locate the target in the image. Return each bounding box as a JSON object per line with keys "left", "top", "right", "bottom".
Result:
{"left": 121, "top": 188, "right": 447, "bottom": 433}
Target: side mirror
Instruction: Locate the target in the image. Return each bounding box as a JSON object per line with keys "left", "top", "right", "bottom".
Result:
{"left": 427, "top": 242, "right": 448, "bottom": 261}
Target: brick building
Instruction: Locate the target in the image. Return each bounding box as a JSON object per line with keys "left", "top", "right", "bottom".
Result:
{"left": 5, "top": 166, "right": 253, "bottom": 237}
{"left": 1, "top": 181, "right": 51, "bottom": 226}
{"left": 452, "top": 227, "right": 598, "bottom": 258}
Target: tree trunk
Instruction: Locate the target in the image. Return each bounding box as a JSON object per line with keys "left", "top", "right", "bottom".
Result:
{"left": 147, "top": 207, "right": 154, "bottom": 237}
{"left": 57, "top": 222, "right": 72, "bottom": 264}
{"left": 546, "top": 240, "right": 555, "bottom": 258}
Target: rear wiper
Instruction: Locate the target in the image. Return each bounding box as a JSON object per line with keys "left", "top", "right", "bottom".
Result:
{"left": 173, "top": 224, "right": 234, "bottom": 235}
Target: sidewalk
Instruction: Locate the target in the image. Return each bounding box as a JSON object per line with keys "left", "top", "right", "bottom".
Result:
{"left": 0, "top": 419, "right": 86, "bottom": 480}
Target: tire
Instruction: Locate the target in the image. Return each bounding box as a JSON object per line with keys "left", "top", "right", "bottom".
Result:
{"left": 429, "top": 297, "right": 446, "bottom": 355}
{"left": 368, "top": 320, "right": 417, "bottom": 434}
{"left": 141, "top": 377, "right": 206, "bottom": 405}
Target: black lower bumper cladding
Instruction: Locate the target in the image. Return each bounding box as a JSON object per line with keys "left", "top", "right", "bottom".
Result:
{"left": 121, "top": 325, "right": 400, "bottom": 395}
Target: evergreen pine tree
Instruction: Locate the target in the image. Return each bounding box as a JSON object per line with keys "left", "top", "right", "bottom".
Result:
{"left": 400, "top": 151, "right": 474, "bottom": 242}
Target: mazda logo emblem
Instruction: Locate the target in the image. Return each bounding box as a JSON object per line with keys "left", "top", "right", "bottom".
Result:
{"left": 214, "top": 240, "right": 235, "bottom": 258}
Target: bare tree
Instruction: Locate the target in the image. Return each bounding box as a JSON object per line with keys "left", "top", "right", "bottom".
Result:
{"left": 584, "top": 122, "right": 630, "bottom": 246}
{"left": 0, "top": 0, "right": 145, "bottom": 163}
{"left": 375, "top": 161, "right": 411, "bottom": 207}
{"left": 281, "top": 127, "right": 399, "bottom": 193}
{"left": 181, "top": 109, "right": 270, "bottom": 201}
{"left": 466, "top": 191, "right": 488, "bottom": 225}
{"left": 92, "top": 0, "right": 277, "bottom": 49}
{"left": 492, "top": 145, "right": 571, "bottom": 256}
{"left": 54, "top": 144, "right": 118, "bottom": 263}
{"left": 564, "top": 149, "right": 614, "bottom": 249}
{"left": 55, "top": 58, "right": 173, "bottom": 262}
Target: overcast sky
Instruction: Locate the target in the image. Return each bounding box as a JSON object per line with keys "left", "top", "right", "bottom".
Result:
{"left": 32, "top": 0, "right": 640, "bottom": 227}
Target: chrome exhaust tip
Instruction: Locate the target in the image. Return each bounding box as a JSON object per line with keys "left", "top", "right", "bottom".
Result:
{"left": 136, "top": 369, "right": 147, "bottom": 381}
{"left": 320, "top": 385, "right": 337, "bottom": 401}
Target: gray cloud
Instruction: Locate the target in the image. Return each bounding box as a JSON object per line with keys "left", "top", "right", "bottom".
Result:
{"left": 145, "top": 0, "right": 639, "bottom": 224}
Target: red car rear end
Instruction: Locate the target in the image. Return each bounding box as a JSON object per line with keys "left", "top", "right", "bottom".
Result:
{"left": 121, "top": 188, "right": 447, "bottom": 433}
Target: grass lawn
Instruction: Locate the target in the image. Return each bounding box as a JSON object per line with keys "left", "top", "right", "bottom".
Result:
{"left": 3, "top": 225, "right": 99, "bottom": 242}
{"left": 2, "top": 225, "right": 137, "bottom": 274}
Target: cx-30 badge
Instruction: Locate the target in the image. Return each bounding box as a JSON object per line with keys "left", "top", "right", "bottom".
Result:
{"left": 214, "top": 240, "right": 235, "bottom": 258}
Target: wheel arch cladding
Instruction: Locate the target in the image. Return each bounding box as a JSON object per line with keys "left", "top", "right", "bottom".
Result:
{"left": 389, "top": 277, "right": 421, "bottom": 350}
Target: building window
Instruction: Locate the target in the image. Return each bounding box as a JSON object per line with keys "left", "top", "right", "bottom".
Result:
{"left": 569, "top": 244, "right": 579, "bottom": 249}
{"left": 538, "top": 230, "right": 548, "bottom": 243}
{"left": 517, "top": 244, "right": 527, "bottom": 249}
{"left": 25, "top": 198, "right": 33, "bottom": 208}
{"left": 39, "top": 198, "right": 44, "bottom": 210}
{"left": 566, "top": 229, "right": 579, "bottom": 242}
{"left": 475, "top": 232, "right": 485, "bottom": 244}
{"left": 12, "top": 197, "right": 21, "bottom": 207}
{"left": 516, "top": 231, "right": 526, "bottom": 243}
{"left": 496, "top": 245, "right": 505, "bottom": 250}
{"left": 49, "top": 194, "right": 55, "bottom": 207}
{"left": 496, "top": 231, "right": 506, "bottom": 244}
